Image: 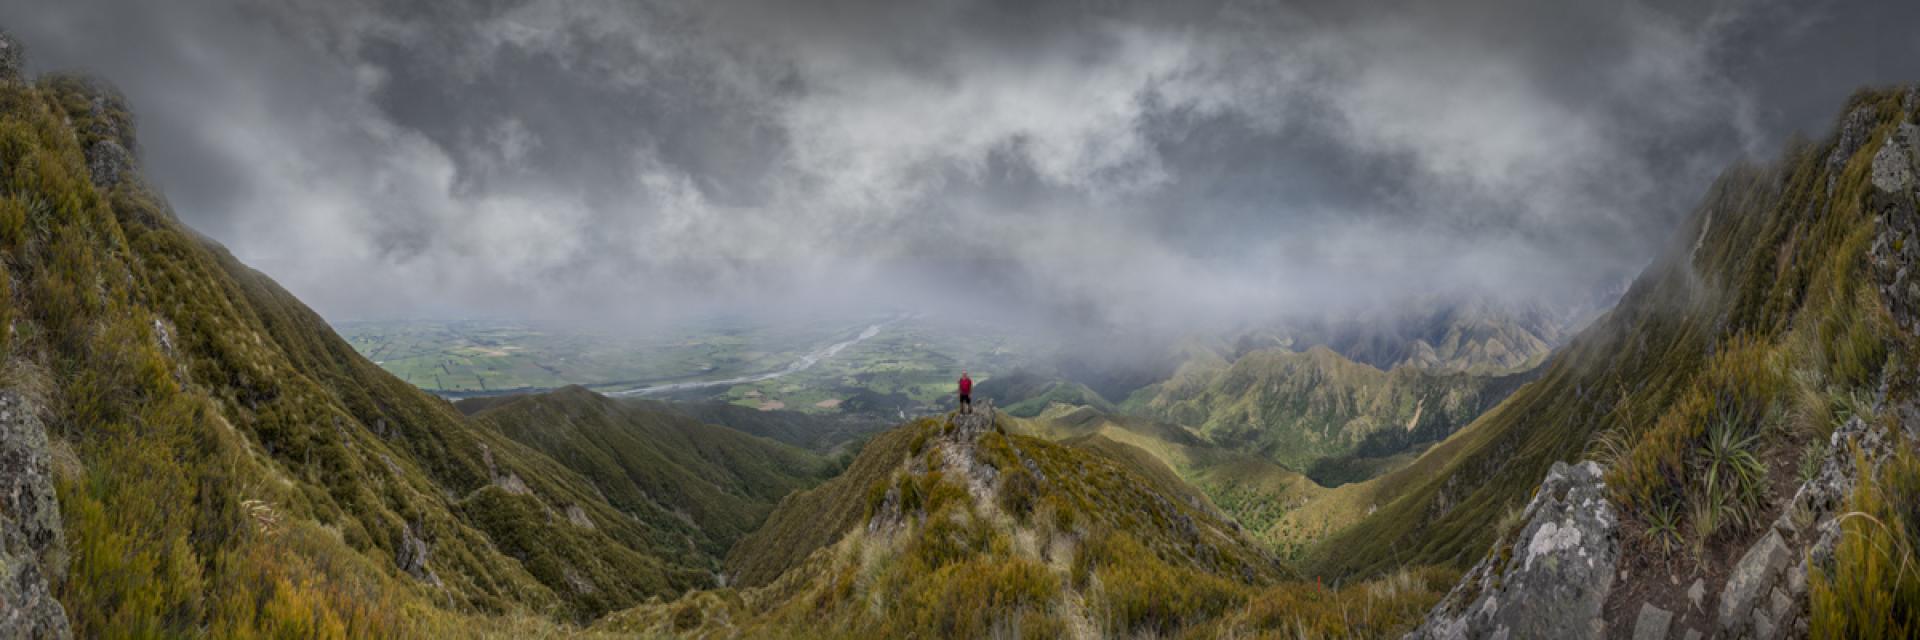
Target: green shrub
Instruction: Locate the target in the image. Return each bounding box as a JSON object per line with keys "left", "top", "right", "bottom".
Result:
{"left": 1645, "top": 500, "right": 1681, "bottom": 558}
{"left": 997, "top": 467, "right": 1039, "bottom": 522}
{"left": 889, "top": 558, "right": 1059, "bottom": 639}
{"left": 671, "top": 601, "right": 703, "bottom": 631}
{"left": 1079, "top": 530, "right": 1246, "bottom": 636}
{"left": 1220, "top": 566, "right": 1457, "bottom": 637}
{"left": 908, "top": 510, "right": 996, "bottom": 571}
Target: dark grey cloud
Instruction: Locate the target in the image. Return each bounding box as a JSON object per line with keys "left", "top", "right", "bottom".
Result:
{"left": 0, "top": 0, "right": 1914, "bottom": 331}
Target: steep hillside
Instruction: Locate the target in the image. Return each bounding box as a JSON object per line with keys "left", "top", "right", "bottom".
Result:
{"left": 467, "top": 386, "right": 834, "bottom": 556}
{"left": 1010, "top": 405, "right": 1332, "bottom": 558}
{"left": 617, "top": 397, "right": 885, "bottom": 453}
{"left": 0, "top": 41, "right": 741, "bottom": 633}
{"left": 1302, "top": 84, "right": 1920, "bottom": 605}
{"left": 607, "top": 407, "right": 1457, "bottom": 638}
{"left": 1123, "top": 345, "right": 1531, "bottom": 482}
{"left": 973, "top": 369, "right": 1117, "bottom": 418}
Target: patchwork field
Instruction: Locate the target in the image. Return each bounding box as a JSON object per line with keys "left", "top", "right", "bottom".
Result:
{"left": 337, "top": 315, "right": 1050, "bottom": 416}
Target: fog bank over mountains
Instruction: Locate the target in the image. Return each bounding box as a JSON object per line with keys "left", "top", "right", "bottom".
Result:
{"left": 3, "top": 0, "right": 1918, "bottom": 332}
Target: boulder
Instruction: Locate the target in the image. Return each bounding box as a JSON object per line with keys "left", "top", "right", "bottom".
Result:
{"left": 1717, "top": 529, "right": 1791, "bottom": 631}
{"left": 1405, "top": 461, "right": 1618, "bottom": 640}
{"left": 1870, "top": 123, "right": 1918, "bottom": 195}
{"left": 0, "top": 392, "right": 72, "bottom": 639}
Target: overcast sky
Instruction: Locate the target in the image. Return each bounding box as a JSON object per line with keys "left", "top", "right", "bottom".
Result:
{"left": 2, "top": 0, "right": 1916, "bottom": 331}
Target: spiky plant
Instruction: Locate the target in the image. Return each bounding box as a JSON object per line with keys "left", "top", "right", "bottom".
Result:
{"left": 1698, "top": 413, "right": 1766, "bottom": 529}
{"left": 1645, "top": 500, "right": 1682, "bottom": 558}
{"left": 1800, "top": 441, "right": 1829, "bottom": 487}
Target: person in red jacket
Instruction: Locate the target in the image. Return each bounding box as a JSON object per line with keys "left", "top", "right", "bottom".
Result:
{"left": 957, "top": 370, "right": 973, "bottom": 415}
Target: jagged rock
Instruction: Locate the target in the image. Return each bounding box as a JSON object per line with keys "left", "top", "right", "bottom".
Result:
{"left": 1871, "top": 107, "right": 1920, "bottom": 333}
{"left": 949, "top": 400, "right": 996, "bottom": 440}
{"left": 1718, "top": 529, "right": 1791, "bottom": 632}
{"left": 0, "top": 393, "right": 72, "bottom": 639}
{"left": 40, "top": 75, "right": 140, "bottom": 192}
{"left": 86, "top": 139, "right": 133, "bottom": 190}
{"left": 1686, "top": 578, "right": 1706, "bottom": 613}
{"left": 1803, "top": 416, "right": 1894, "bottom": 568}
{"left": 1406, "top": 461, "right": 1617, "bottom": 640}
{"left": 396, "top": 521, "right": 441, "bottom": 587}
{"left": 1871, "top": 123, "right": 1919, "bottom": 194}
{"left": 1829, "top": 104, "right": 1880, "bottom": 186}
{"left": 1631, "top": 603, "right": 1671, "bottom": 640}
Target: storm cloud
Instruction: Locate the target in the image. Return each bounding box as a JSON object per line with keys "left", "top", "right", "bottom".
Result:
{"left": 2, "top": 0, "right": 1916, "bottom": 330}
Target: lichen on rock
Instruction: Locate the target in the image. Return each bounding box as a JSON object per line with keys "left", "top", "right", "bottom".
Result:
{"left": 1406, "top": 460, "right": 1617, "bottom": 640}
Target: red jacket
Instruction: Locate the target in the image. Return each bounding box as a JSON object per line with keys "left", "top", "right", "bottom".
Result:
{"left": 958, "top": 375, "right": 972, "bottom": 396}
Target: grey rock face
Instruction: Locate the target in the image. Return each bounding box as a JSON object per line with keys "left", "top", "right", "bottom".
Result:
{"left": 397, "top": 521, "right": 441, "bottom": 587}
{"left": 86, "top": 139, "right": 134, "bottom": 190}
{"left": 1829, "top": 104, "right": 1881, "bottom": 187}
{"left": 1871, "top": 123, "right": 1919, "bottom": 195}
{"left": 44, "top": 76, "right": 141, "bottom": 192}
{"left": 1406, "top": 461, "right": 1618, "bottom": 640}
{"left": 0, "top": 392, "right": 73, "bottom": 639}
{"left": 1871, "top": 100, "right": 1920, "bottom": 334}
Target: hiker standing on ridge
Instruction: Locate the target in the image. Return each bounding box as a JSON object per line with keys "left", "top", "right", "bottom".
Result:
{"left": 957, "top": 370, "right": 973, "bottom": 415}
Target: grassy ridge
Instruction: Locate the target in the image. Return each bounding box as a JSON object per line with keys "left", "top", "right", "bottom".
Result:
{"left": 468, "top": 386, "right": 835, "bottom": 557}
{"left": 611, "top": 410, "right": 1455, "bottom": 637}
{"left": 1010, "top": 406, "right": 1333, "bottom": 557}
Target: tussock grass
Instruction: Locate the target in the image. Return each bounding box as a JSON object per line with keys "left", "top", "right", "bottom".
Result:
{"left": 1810, "top": 447, "right": 1920, "bottom": 638}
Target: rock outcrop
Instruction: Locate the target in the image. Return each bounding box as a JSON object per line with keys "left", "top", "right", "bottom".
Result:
{"left": 1708, "top": 414, "right": 1896, "bottom": 639}
{"left": 1406, "top": 461, "right": 1618, "bottom": 640}
{"left": 1871, "top": 93, "right": 1920, "bottom": 334}
{"left": 0, "top": 392, "right": 72, "bottom": 639}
